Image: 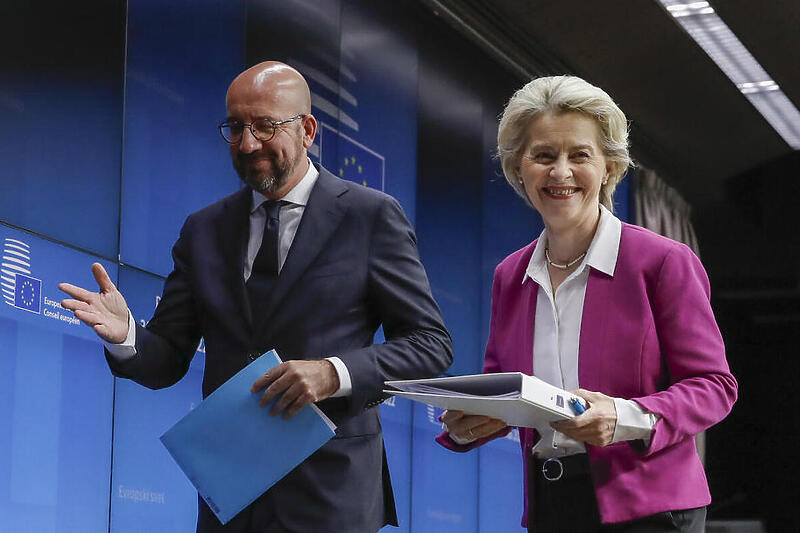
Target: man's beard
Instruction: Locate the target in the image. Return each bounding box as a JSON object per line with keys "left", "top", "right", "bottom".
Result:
{"left": 233, "top": 135, "right": 305, "bottom": 196}
{"left": 234, "top": 156, "right": 288, "bottom": 195}
{"left": 244, "top": 166, "right": 285, "bottom": 196}
{"left": 234, "top": 150, "right": 302, "bottom": 196}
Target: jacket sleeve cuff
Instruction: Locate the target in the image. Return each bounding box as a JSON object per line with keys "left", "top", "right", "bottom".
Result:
{"left": 435, "top": 425, "right": 513, "bottom": 453}
{"left": 325, "top": 356, "right": 352, "bottom": 397}
{"left": 104, "top": 309, "right": 137, "bottom": 361}
{"left": 612, "top": 398, "right": 660, "bottom": 445}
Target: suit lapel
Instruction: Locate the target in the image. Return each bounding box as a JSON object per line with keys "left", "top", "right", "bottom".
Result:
{"left": 220, "top": 187, "right": 254, "bottom": 327}
{"left": 255, "top": 167, "right": 348, "bottom": 331}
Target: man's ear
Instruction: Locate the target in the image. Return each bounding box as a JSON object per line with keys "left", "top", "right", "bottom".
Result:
{"left": 302, "top": 114, "right": 318, "bottom": 149}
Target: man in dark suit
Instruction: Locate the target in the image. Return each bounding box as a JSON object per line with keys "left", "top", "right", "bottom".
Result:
{"left": 59, "top": 61, "right": 452, "bottom": 533}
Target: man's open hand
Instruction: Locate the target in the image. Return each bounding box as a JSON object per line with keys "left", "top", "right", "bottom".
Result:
{"left": 59, "top": 263, "right": 129, "bottom": 344}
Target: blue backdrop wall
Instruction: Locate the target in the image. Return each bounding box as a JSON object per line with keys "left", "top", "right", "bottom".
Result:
{"left": 0, "top": 1, "right": 629, "bottom": 531}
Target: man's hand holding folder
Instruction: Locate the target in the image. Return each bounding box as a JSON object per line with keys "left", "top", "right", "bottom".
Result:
{"left": 251, "top": 359, "right": 340, "bottom": 419}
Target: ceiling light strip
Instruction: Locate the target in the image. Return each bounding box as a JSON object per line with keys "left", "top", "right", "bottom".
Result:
{"left": 657, "top": 0, "right": 800, "bottom": 148}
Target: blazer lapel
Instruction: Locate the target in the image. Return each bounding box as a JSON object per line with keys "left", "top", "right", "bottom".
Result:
{"left": 255, "top": 167, "right": 348, "bottom": 331}
{"left": 578, "top": 269, "right": 612, "bottom": 392}
{"left": 519, "top": 280, "right": 537, "bottom": 377}
{"left": 220, "top": 187, "right": 254, "bottom": 327}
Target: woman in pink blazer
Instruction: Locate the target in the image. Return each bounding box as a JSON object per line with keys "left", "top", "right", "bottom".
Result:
{"left": 436, "top": 76, "right": 737, "bottom": 532}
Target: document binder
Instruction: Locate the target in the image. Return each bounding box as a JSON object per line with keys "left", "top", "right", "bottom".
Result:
{"left": 384, "top": 372, "right": 582, "bottom": 429}
{"left": 161, "top": 350, "right": 336, "bottom": 524}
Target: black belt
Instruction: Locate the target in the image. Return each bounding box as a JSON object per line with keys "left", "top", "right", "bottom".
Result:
{"left": 533, "top": 454, "right": 591, "bottom": 482}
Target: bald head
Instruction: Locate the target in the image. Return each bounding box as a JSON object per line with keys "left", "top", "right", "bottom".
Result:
{"left": 225, "top": 61, "right": 317, "bottom": 199}
{"left": 227, "top": 61, "right": 311, "bottom": 115}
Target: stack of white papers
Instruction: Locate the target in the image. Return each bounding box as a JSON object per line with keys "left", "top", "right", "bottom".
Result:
{"left": 384, "top": 372, "right": 581, "bottom": 429}
{"left": 161, "top": 350, "right": 336, "bottom": 524}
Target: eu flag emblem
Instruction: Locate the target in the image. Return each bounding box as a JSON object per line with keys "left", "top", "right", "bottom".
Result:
{"left": 14, "top": 274, "right": 41, "bottom": 313}
{"left": 319, "top": 125, "right": 385, "bottom": 190}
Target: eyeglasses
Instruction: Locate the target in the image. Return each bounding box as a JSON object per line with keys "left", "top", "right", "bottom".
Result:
{"left": 218, "top": 114, "right": 305, "bottom": 144}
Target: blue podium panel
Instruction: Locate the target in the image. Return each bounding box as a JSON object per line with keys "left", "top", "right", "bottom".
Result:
{"left": 478, "top": 429, "right": 526, "bottom": 532}
{"left": 110, "top": 265, "right": 205, "bottom": 532}
{"left": 480, "top": 100, "right": 545, "bottom": 349}
{"left": 379, "top": 396, "right": 412, "bottom": 533}
{"left": 246, "top": 0, "right": 418, "bottom": 220}
{"left": 0, "top": 223, "right": 115, "bottom": 533}
{"left": 614, "top": 176, "right": 631, "bottom": 223}
{"left": 120, "top": 0, "right": 246, "bottom": 276}
{"left": 0, "top": 0, "right": 124, "bottom": 258}
{"left": 337, "top": 0, "right": 418, "bottom": 218}
{"left": 411, "top": 402, "right": 478, "bottom": 533}
{"left": 246, "top": 0, "right": 341, "bottom": 175}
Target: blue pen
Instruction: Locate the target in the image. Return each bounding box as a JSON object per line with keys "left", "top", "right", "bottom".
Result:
{"left": 568, "top": 397, "right": 586, "bottom": 415}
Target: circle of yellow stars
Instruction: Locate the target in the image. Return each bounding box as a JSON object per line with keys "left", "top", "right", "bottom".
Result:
{"left": 19, "top": 279, "right": 36, "bottom": 307}
{"left": 339, "top": 156, "right": 368, "bottom": 187}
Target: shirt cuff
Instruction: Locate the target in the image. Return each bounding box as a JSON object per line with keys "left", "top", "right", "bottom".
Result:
{"left": 612, "top": 398, "right": 660, "bottom": 445}
{"left": 103, "top": 310, "right": 137, "bottom": 361}
{"left": 325, "top": 356, "right": 352, "bottom": 397}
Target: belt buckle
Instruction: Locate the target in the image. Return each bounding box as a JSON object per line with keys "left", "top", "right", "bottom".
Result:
{"left": 541, "top": 457, "right": 564, "bottom": 481}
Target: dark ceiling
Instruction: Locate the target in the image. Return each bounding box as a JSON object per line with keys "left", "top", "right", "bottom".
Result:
{"left": 419, "top": 0, "right": 799, "bottom": 211}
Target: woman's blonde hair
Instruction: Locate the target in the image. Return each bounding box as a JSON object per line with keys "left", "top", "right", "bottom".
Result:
{"left": 497, "top": 75, "right": 631, "bottom": 211}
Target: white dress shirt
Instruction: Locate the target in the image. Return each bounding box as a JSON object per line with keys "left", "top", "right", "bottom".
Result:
{"left": 105, "top": 159, "right": 353, "bottom": 396}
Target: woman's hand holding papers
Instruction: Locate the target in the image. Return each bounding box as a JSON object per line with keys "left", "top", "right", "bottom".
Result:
{"left": 549, "top": 389, "right": 617, "bottom": 447}
{"left": 441, "top": 410, "right": 508, "bottom": 444}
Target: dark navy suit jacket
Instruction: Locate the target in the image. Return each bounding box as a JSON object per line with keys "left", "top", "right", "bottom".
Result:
{"left": 107, "top": 165, "right": 453, "bottom": 532}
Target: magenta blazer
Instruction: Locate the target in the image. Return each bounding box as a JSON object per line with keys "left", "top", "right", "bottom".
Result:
{"left": 437, "top": 223, "right": 737, "bottom": 525}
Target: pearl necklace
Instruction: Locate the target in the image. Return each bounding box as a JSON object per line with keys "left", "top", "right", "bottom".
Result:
{"left": 545, "top": 248, "right": 586, "bottom": 270}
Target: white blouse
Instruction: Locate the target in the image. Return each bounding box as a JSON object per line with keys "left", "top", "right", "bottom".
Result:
{"left": 524, "top": 205, "right": 656, "bottom": 458}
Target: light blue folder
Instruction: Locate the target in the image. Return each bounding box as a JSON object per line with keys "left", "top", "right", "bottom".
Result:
{"left": 160, "top": 350, "right": 336, "bottom": 524}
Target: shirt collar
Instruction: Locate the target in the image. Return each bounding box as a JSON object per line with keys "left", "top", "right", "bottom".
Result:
{"left": 250, "top": 158, "right": 319, "bottom": 213}
{"left": 585, "top": 204, "right": 621, "bottom": 277}
{"left": 522, "top": 204, "right": 621, "bottom": 285}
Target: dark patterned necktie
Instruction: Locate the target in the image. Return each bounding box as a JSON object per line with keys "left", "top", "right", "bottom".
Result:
{"left": 247, "top": 200, "right": 283, "bottom": 319}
